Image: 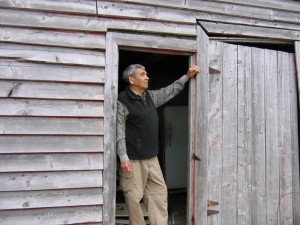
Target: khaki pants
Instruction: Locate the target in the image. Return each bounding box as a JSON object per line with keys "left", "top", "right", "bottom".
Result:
{"left": 119, "top": 157, "right": 168, "bottom": 225}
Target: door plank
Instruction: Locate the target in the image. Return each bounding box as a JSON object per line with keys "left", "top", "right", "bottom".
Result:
{"left": 237, "top": 45, "right": 252, "bottom": 225}
{"left": 278, "top": 52, "right": 294, "bottom": 225}
{"left": 251, "top": 47, "right": 266, "bottom": 225}
{"left": 221, "top": 43, "right": 238, "bottom": 225}
{"left": 264, "top": 49, "right": 279, "bottom": 225}
{"left": 207, "top": 41, "right": 223, "bottom": 225}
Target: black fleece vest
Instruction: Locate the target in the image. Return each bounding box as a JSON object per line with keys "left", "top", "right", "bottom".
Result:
{"left": 118, "top": 87, "right": 159, "bottom": 160}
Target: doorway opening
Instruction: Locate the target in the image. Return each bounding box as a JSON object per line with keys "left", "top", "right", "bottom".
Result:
{"left": 116, "top": 49, "right": 190, "bottom": 224}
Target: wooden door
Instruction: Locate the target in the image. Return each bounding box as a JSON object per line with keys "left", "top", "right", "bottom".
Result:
{"left": 188, "top": 27, "right": 300, "bottom": 225}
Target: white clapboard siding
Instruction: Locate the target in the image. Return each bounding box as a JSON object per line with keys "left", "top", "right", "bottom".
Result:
{"left": 0, "top": 136, "right": 104, "bottom": 153}
{"left": 0, "top": 60, "right": 105, "bottom": 83}
{"left": 0, "top": 99, "right": 103, "bottom": 117}
{"left": 0, "top": 206, "right": 102, "bottom": 225}
{"left": 237, "top": 45, "right": 252, "bottom": 225}
{"left": 0, "top": 43, "right": 105, "bottom": 67}
{"left": 0, "top": 170, "right": 102, "bottom": 191}
{"left": 0, "top": 188, "right": 103, "bottom": 210}
{"left": 0, "top": 81, "right": 104, "bottom": 100}
{"left": 264, "top": 49, "right": 279, "bottom": 225}
{"left": 0, "top": 153, "right": 103, "bottom": 172}
{"left": 0, "top": 27, "right": 106, "bottom": 50}
{"left": 207, "top": 41, "right": 223, "bottom": 225}
{"left": 0, "top": 0, "right": 97, "bottom": 14}
{"left": 199, "top": 21, "right": 300, "bottom": 41}
{"left": 0, "top": 117, "right": 104, "bottom": 135}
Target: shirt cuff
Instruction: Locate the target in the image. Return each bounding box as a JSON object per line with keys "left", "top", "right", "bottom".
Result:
{"left": 119, "top": 153, "right": 130, "bottom": 162}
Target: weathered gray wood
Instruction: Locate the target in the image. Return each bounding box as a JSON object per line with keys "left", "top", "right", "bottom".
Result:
{"left": 0, "top": 43, "right": 105, "bottom": 67}
{"left": 187, "top": 54, "right": 197, "bottom": 225}
{"left": 237, "top": 45, "right": 252, "bottom": 225}
{"left": 293, "top": 41, "right": 300, "bottom": 225}
{"left": 97, "top": 1, "right": 300, "bottom": 32}
{"left": 199, "top": 21, "right": 300, "bottom": 41}
{"left": 0, "top": 153, "right": 103, "bottom": 172}
{"left": 207, "top": 41, "right": 223, "bottom": 225}
{"left": 277, "top": 51, "right": 294, "bottom": 225}
{"left": 0, "top": 99, "right": 103, "bottom": 117}
{"left": 0, "top": 60, "right": 105, "bottom": 83}
{"left": 221, "top": 43, "right": 238, "bottom": 225}
{"left": 0, "top": 170, "right": 103, "bottom": 191}
{"left": 264, "top": 49, "right": 279, "bottom": 225}
{"left": 117, "top": 0, "right": 300, "bottom": 24}
{"left": 0, "top": 81, "right": 104, "bottom": 100}
{"left": 251, "top": 47, "right": 266, "bottom": 225}
{"left": 193, "top": 0, "right": 300, "bottom": 12}
{"left": 0, "top": 0, "right": 97, "bottom": 14}
{"left": 0, "top": 8, "right": 196, "bottom": 36}
{"left": 194, "top": 26, "right": 209, "bottom": 225}
{"left": 0, "top": 188, "right": 103, "bottom": 210}
{"left": 0, "top": 136, "right": 104, "bottom": 153}
{"left": 0, "top": 8, "right": 107, "bottom": 32}
{"left": 0, "top": 206, "right": 102, "bottom": 225}
{"left": 0, "top": 27, "right": 106, "bottom": 50}
{"left": 0, "top": 117, "right": 104, "bottom": 135}
{"left": 102, "top": 32, "right": 118, "bottom": 225}
{"left": 110, "top": 32, "right": 196, "bottom": 53}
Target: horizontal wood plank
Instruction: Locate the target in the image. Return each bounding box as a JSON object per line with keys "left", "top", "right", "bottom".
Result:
{"left": 0, "top": 0, "right": 97, "bottom": 14}
{"left": 0, "top": 170, "right": 103, "bottom": 191}
{"left": 0, "top": 117, "right": 104, "bottom": 135}
{"left": 0, "top": 43, "right": 105, "bottom": 67}
{"left": 199, "top": 21, "right": 300, "bottom": 41}
{"left": 0, "top": 81, "right": 104, "bottom": 100}
{"left": 111, "top": 32, "right": 196, "bottom": 53}
{"left": 0, "top": 136, "right": 104, "bottom": 153}
{"left": 194, "top": 0, "right": 300, "bottom": 13}
{"left": 0, "top": 206, "right": 102, "bottom": 225}
{"left": 0, "top": 27, "right": 106, "bottom": 50}
{"left": 0, "top": 188, "right": 103, "bottom": 210}
{"left": 0, "top": 98, "right": 103, "bottom": 118}
{"left": 0, "top": 8, "right": 196, "bottom": 36}
{"left": 0, "top": 153, "right": 103, "bottom": 172}
{"left": 120, "top": 0, "right": 300, "bottom": 24}
{"left": 0, "top": 59, "right": 105, "bottom": 83}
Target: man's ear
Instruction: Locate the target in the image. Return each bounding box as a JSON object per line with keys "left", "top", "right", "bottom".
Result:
{"left": 128, "top": 76, "right": 135, "bottom": 85}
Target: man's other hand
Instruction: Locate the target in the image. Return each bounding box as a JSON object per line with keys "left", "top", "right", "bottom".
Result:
{"left": 121, "top": 160, "right": 133, "bottom": 172}
{"left": 186, "top": 66, "right": 200, "bottom": 79}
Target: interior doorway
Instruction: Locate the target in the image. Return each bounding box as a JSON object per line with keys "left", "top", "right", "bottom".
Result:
{"left": 116, "top": 49, "right": 190, "bottom": 224}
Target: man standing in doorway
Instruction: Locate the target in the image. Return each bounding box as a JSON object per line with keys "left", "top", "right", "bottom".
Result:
{"left": 117, "top": 64, "right": 199, "bottom": 225}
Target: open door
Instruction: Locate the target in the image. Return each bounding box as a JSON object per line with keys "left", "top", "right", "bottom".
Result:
{"left": 188, "top": 26, "right": 300, "bottom": 225}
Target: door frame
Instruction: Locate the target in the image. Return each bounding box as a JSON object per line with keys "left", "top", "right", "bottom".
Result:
{"left": 103, "top": 31, "right": 197, "bottom": 225}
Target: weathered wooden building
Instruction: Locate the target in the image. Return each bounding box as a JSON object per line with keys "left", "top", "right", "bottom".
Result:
{"left": 0, "top": 0, "right": 300, "bottom": 224}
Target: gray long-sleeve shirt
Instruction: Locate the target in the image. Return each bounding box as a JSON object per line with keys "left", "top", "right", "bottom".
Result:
{"left": 116, "top": 75, "right": 190, "bottom": 162}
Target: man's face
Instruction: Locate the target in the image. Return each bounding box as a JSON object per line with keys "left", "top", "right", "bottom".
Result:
{"left": 129, "top": 68, "right": 149, "bottom": 91}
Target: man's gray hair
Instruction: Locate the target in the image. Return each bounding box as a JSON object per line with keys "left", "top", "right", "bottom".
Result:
{"left": 123, "top": 64, "right": 145, "bottom": 83}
